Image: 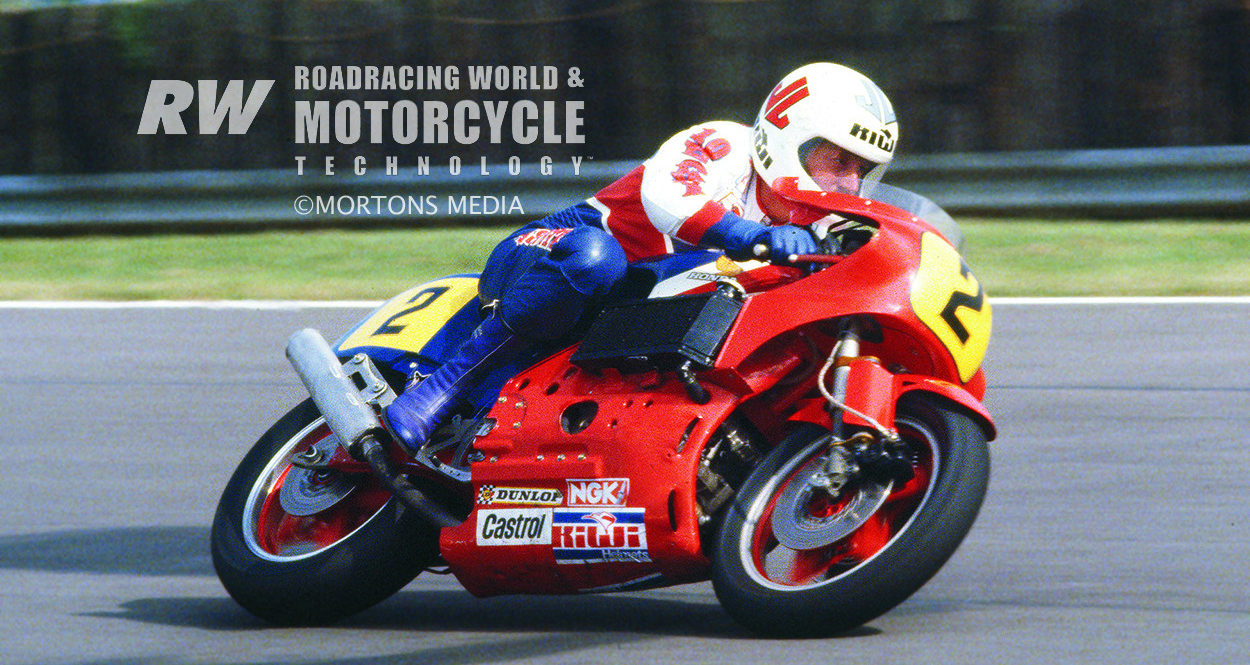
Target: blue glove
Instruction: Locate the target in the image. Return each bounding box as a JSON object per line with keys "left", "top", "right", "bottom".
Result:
{"left": 755, "top": 225, "right": 818, "bottom": 263}
{"left": 701, "top": 211, "right": 761, "bottom": 260}
{"left": 700, "top": 211, "right": 817, "bottom": 263}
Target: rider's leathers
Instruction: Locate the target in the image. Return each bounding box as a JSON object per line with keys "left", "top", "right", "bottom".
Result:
{"left": 481, "top": 121, "right": 775, "bottom": 339}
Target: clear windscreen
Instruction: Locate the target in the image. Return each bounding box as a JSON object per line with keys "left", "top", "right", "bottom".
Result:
{"left": 858, "top": 182, "right": 964, "bottom": 250}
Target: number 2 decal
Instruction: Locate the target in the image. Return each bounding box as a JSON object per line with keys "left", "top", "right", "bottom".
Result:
{"left": 334, "top": 277, "right": 480, "bottom": 357}
{"left": 910, "top": 233, "right": 992, "bottom": 382}
{"left": 938, "top": 263, "right": 985, "bottom": 345}
{"left": 373, "top": 286, "right": 449, "bottom": 336}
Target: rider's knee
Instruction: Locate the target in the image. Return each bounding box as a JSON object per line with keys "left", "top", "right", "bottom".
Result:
{"left": 550, "top": 227, "right": 627, "bottom": 298}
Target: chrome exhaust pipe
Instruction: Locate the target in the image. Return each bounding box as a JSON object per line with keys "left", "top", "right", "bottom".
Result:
{"left": 285, "top": 328, "right": 383, "bottom": 448}
{"left": 285, "top": 328, "right": 461, "bottom": 528}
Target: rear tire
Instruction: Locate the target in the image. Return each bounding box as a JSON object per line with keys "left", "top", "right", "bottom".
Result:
{"left": 711, "top": 395, "right": 989, "bottom": 636}
{"left": 211, "top": 399, "right": 440, "bottom": 625}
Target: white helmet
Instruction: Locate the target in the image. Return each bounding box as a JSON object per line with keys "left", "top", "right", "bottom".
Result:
{"left": 751, "top": 62, "right": 898, "bottom": 205}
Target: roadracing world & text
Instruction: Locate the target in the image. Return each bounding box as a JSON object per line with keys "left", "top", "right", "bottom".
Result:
{"left": 137, "top": 64, "right": 593, "bottom": 216}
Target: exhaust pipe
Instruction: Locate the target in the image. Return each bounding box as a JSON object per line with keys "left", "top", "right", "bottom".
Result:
{"left": 286, "top": 328, "right": 384, "bottom": 449}
{"left": 285, "top": 329, "right": 461, "bottom": 528}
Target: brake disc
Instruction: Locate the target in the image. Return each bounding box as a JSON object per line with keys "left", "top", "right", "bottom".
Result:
{"left": 770, "top": 451, "right": 892, "bottom": 550}
{"left": 278, "top": 437, "right": 357, "bottom": 516}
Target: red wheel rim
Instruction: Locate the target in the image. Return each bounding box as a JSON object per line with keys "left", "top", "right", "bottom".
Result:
{"left": 742, "top": 419, "right": 937, "bottom": 590}
{"left": 243, "top": 419, "right": 393, "bottom": 561}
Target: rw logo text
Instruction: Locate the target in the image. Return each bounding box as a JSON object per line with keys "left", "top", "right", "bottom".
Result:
{"left": 137, "top": 80, "right": 275, "bottom": 135}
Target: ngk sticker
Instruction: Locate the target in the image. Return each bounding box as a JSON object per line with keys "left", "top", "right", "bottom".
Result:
{"left": 552, "top": 508, "right": 649, "bottom": 564}
{"left": 475, "top": 508, "right": 552, "bottom": 546}
{"left": 566, "top": 478, "right": 629, "bottom": 507}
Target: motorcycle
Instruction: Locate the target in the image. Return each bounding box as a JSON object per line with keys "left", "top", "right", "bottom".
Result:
{"left": 210, "top": 183, "right": 995, "bottom": 636}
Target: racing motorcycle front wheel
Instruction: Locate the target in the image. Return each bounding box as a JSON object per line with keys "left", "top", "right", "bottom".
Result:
{"left": 211, "top": 399, "right": 441, "bottom": 625}
{"left": 711, "top": 394, "right": 989, "bottom": 637}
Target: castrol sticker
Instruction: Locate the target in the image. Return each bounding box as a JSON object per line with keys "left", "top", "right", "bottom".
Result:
{"left": 566, "top": 479, "right": 630, "bottom": 507}
{"left": 475, "top": 508, "right": 552, "bottom": 546}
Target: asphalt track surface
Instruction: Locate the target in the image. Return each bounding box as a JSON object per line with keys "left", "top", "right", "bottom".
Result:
{"left": 1, "top": 301, "right": 1247, "bottom": 665}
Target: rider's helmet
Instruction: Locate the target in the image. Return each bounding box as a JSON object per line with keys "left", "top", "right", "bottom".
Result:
{"left": 751, "top": 62, "right": 899, "bottom": 213}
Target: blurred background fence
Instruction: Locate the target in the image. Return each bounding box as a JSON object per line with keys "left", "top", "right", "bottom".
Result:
{"left": 1, "top": 0, "right": 1247, "bottom": 233}
{"left": 3, "top": 146, "right": 1247, "bottom": 234}
{"left": 1, "top": 0, "right": 1248, "bottom": 174}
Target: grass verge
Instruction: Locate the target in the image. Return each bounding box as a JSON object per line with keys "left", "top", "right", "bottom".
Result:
{"left": 961, "top": 220, "right": 1250, "bottom": 296}
{"left": 0, "top": 221, "right": 1247, "bottom": 300}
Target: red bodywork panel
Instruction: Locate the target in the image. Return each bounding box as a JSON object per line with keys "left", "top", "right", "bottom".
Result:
{"left": 896, "top": 375, "right": 997, "bottom": 439}
{"left": 441, "top": 349, "right": 745, "bottom": 595}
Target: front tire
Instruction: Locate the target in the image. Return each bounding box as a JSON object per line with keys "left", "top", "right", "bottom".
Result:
{"left": 711, "top": 396, "right": 989, "bottom": 636}
{"left": 211, "top": 399, "right": 440, "bottom": 625}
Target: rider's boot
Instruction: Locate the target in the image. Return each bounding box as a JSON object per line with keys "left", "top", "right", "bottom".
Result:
{"left": 384, "top": 312, "right": 525, "bottom": 454}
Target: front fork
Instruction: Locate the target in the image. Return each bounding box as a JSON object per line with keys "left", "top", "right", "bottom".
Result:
{"left": 826, "top": 326, "right": 860, "bottom": 438}
{"left": 821, "top": 319, "right": 894, "bottom": 439}
{"left": 813, "top": 320, "right": 914, "bottom": 493}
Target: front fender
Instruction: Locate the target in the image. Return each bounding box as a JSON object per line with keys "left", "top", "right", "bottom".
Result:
{"left": 791, "top": 360, "right": 996, "bottom": 442}
{"left": 895, "top": 375, "right": 996, "bottom": 441}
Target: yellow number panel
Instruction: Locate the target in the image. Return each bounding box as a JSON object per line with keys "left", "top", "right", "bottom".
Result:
{"left": 336, "top": 277, "right": 480, "bottom": 356}
{"left": 909, "top": 233, "right": 992, "bottom": 383}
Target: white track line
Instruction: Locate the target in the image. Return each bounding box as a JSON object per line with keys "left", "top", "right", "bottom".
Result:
{"left": 992, "top": 296, "right": 1250, "bottom": 305}
{"left": 0, "top": 300, "right": 383, "bottom": 309}
{"left": 0, "top": 297, "right": 1248, "bottom": 309}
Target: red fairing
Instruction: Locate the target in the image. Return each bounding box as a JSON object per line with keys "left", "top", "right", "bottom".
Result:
{"left": 715, "top": 193, "right": 994, "bottom": 440}
{"left": 438, "top": 187, "right": 995, "bottom": 596}
{"left": 716, "top": 196, "right": 961, "bottom": 384}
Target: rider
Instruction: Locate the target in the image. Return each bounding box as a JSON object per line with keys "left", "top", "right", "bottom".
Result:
{"left": 385, "top": 62, "right": 899, "bottom": 453}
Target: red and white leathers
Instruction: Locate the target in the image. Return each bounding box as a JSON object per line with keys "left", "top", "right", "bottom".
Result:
{"left": 584, "top": 121, "right": 770, "bottom": 262}
{"left": 478, "top": 118, "right": 811, "bottom": 341}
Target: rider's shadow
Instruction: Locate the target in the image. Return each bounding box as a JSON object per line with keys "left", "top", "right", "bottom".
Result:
{"left": 84, "top": 589, "right": 750, "bottom": 638}
{"left": 2, "top": 526, "right": 879, "bottom": 641}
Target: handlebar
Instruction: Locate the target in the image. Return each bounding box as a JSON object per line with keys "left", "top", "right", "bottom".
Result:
{"left": 751, "top": 243, "right": 843, "bottom": 265}
{"left": 752, "top": 243, "right": 783, "bottom": 261}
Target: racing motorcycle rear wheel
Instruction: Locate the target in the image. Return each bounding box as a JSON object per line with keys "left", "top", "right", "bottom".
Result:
{"left": 711, "top": 394, "right": 989, "bottom": 636}
{"left": 211, "top": 399, "right": 440, "bottom": 625}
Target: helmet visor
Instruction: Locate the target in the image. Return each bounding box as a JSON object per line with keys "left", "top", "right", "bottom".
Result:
{"left": 798, "top": 138, "right": 877, "bottom": 195}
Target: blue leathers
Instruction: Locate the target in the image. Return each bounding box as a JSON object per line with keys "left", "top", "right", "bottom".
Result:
{"left": 482, "top": 224, "right": 628, "bottom": 339}
{"left": 385, "top": 312, "right": 522, "bottom": 452}
{"left": 385, "top": 224, "right": 628, "bottom": 451}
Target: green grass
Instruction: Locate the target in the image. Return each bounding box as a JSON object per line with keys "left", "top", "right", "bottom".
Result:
{"left": 0, "top": 227, "right": 506, "bottom": 300}
{"left": 960, "top": 220, "right": 1250, "bottom": 297}
{"left": 0, "top": 221, "right": 1247, "bottom": 300}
